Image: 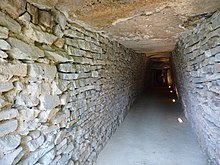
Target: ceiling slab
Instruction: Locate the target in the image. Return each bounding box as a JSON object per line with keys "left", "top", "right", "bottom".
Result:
{"left": 28, "top": 0, "right": 220, "bottom": 55}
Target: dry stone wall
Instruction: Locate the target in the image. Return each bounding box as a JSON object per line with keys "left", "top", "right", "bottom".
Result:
{"left": 0, "top": 1, "right": 147, "bottom": 165}
{"left": 171, "top": 10, "right": 220, "bottom": 165}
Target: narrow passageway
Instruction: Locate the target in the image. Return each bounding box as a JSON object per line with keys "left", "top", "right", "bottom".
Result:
{"left": 96, "top": 87, "right": 208, "bottom": 165}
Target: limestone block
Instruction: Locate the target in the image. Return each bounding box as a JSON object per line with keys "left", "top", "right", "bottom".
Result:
{"left": 45, "top": 50, "right": 73, "bottom": 62}
{"left": 51, "top": 81, "right": 62, "bottom": 95}
{"left": 215, "top": 53, "right": 220, "bottom": 62}
{"left": 28, "top": 63, "right": 57, "bottom": 80}
{"left": 53, "top": 25, "right": 63, "bottom": 38}
{"left": 38, "top": 110, "right": 51, "bottom": 123}
{"left": 211, "top": 46, "right": 220, "bottom": 56}
{"left": 64, "top": 29, "right": 78, "bottom": 38}
{"left": 215, "top": 63, "right": 220, "bottom": 73}
{"left": 0, "top": 134, "right": 21, "bottom": 153}
{"left": 41, "top": 125, "right": 58, "bottom": 134}
{"left": 0, "top": 50, "right": 8, "bottom": 58}
{"left": 0, "top": 119, "right": 18, "bottom": 137}
{"left": 0, "top": 63, "right": 27, "bottom": 77}
{"left": 29, "top": 130, "right": 41, "bottom": 139}
{"left": 19, "top": 12, "right": 31, "bottom": 24}
{"left": 58, "top": 63, "right": 76, "bottom": 73}
{"left": 66, "top": 38, "right": 79, "bottom": 47}
{"left": 73, "top": 57, "right": 93, "bottom": 65}
{"left": 211, "top": 12, "right": 220, "bottom": 29}
{"left": 67, "top": 46, "right": 80, "bottom": 56}
{"left": 24, "top": 24, "right": 57, "bottom": 45}
{"left": 0, "top": 146, "right": 23, "bottom": 165}
{"left": 17, "top": 144, "right": 54, "bottom": 165}
{"left": 27, "top": 3, "right": 39, "bottom": 24}
{"left": 38, "top": 149, "right": 55, "bottom": 165}
{"left": 16, "top": 92, "right": 40, "bottom": 107}
{"left": 78, "top": 39, "right": 86, "bottom": 50}
{"left": 0, "top": 82, "right": 13, "bottom": 92}
{"left": 0, "top": 39, "right": 11, "bottom": 50}
{"left": 0, "top": 109, "right": 18, "bottom": 121}
{"left": 63, "top": 143, "right": 74, "bottom": 154}
{"left": 0, "top": 26, "right": 9, "bottom": 39}
{"left": 54, "top": 131, "right": 66, "bottom": 145}
{"left": 7, "top": 37, "right": 45, "bottom": 60}
{"left": 59, "top": 73, "right": 79, "bottom": 80}
{"left": 60, "top": 92, "right": 70, "bottom": 105}
{"left": 53, "top": 38, "right": 65, "bottom": 48}
{"left": 27, "top": 134, "right": 45, "bottom": 151}
{"left": 39, "top": 10, "right": 51, "bottom": 28}
{"left": 54, "top": 11, "right": 66, "bottom": 30}
{"left": 39, "top": 95, "right": 60, "bottom": 110}
{"left": 0, "top": 96, "right": 10, "bottom": 109}
{"left": 18, "top": 107, "right": 39, "bottom": 122}
{"left": 56, "top": 138, "right": 67, "bottom": 151}
{"left": 52, "top": 112, "right": 68, "bottom": 124}
{"left": 0, "top": 11, "right": 21, "bottom": 33}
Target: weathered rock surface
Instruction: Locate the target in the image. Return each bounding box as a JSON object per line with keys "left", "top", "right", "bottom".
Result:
{"left": 28, "top": 63, "right": 57, "bottom": 80}
{"left": 0, "top": 50, "right": 8, "bottom": 58}
{"left": 0, "top": 3, "right": 147, "bottom": 165}
{"left": 0, "top": 120, "right": 18, "bottom": 137}
{"left": 7, "top": 37, "right": 44, "bottom": 60}
{"left": 0, "top": 147, "right": 23, "bottom": 165}
{"left": 0, "top": 82, "right": 13, "bottom": 93}
{"left": 172, "top": 11, "right": 220, "bottom": 164}
{"left": 39, "top": 95, "right": 60, "bottom": 110}
{"left": 0, "top": 26, "right": 9, "bottom": 39}
{"left": 24, "top": 24, "right": 57, "bottom": 44}
{"left": 0, "top": 39, "right": 11, "bottom": 50}
{"left": 0, "top": 11, "right": 21, "bottom": 33}
{"left": 0, "top": 63, "right": 27, "bottom": 76}
{"left": 0, "top": 109, "right": 18, "bottom": 121}
{"left": 0, "top": 134, "right": 21, "bottom": 153}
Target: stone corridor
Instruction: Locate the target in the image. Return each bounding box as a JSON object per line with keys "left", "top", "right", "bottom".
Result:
{"left": 96, "top": 87, "right": 207, "bottom": 165}
{"left": 0, "top": 0, "right": 220, "bottom": 165}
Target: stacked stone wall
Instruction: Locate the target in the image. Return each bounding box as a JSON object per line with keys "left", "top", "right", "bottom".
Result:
{"left": 172, "top": 10, "right": 220, "bottom": 165}
{"left": 0, "top": 1, "right": 147, "bottom": 164}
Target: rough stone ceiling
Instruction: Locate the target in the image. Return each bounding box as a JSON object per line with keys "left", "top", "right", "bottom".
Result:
{"left": 29, "top": 0, "right": 220, "bottom": 56}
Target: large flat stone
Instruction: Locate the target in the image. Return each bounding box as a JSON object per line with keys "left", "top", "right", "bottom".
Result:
{"left": 0, "top": 82, "right": 13, "bottom": 92}
{"left": 27, "top": 134, "right": 45, "bottom": 151}
{"left": 0, "top": 147, "right": 23, "bottom": 165}
{"left": 45, "top": 50, "right": 73, "bottom": 62}
{"left": 0, "top": 63, "right": 27, "bottom": 77}
{"left": 0, "top": 39, "right": 11, "bottom": 50}
{"left": 7, "top": 37, "right": 45, "bottom": 60}
{"left": 39, "top": 95, "right": 60, "bottom": 110}
{"left": 24, "top": 24, "right": 57, "bottom": 45}
{"left": 0, "top": 11, "right": 21, "bottom": 33}
{"left": 0, "top": 50, "right": 8, "bottom": 58}
{"left": 0, "top": 134, "right": 21, "bottom": 153}
{"left": 0, "top": 26, "right": 9, "bottom": 39}
{"left": 0, "top": 109, "right": 18, "bottom": 121}
{"left": 0, "top": 119, "right": 18, "bottom": 137}
{"left": 28, "top": 63, "right": 57, "bottom": 80}
{"left": 17, "top": 144, "right": 54, "bottom": 165}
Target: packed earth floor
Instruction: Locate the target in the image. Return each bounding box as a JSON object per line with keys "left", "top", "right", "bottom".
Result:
{"left": 96, "top": 87, "right": 208, "bottom": 165}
